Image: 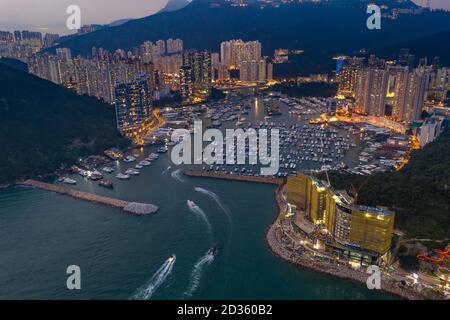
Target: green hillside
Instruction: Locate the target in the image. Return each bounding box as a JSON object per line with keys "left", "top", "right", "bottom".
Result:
{"left": 0, "top": 63, "right": 129, "bottom": 183}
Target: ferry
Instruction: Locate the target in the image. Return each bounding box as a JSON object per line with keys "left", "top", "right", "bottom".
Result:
{"left": 63, "top": 178, "right": 77, "bottom": 185}
{"left": 187, "top": 200, "right": 197, "bottom": 209}
{"left": 116, "top": 173, "right": 130, "bottom": 180}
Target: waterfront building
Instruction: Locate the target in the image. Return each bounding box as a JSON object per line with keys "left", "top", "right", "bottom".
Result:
{"left": 287, "top": 174, "right": 395, "bottom": 265}
{"left": 114, "top": 75, "right": 152, "bottom": 137}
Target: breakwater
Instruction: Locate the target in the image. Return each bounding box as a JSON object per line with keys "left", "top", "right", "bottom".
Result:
{"left": 20, "top": 180, "right": 158, "bottom": 215}
{"left": 184, "top": 170, "right": 283, "bottom": 185}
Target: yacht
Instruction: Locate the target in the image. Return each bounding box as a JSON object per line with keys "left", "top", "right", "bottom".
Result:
{"left": 116, "top": 173, "right": 130, "bottom": 180}
{"left": 123, "top": 156, "right": 136, "bottom": 163}
{"left": 102, "top": 166, "right": 115, "bottom": 174}
{"left": 125, "top": 169, "right": 140, "bottom": 176}
{"left": 63, "top": 178, "right": 77, "bottom": 185}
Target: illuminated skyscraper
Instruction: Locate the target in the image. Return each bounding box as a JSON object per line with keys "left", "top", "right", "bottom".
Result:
{"left": 114, "top": 75, "right": 152, "bottom": 137}
{"left": 355, "top": 67, "right": 388, "bottom": 116}
{"left": 180, "top": 50, "right": 212, "bottom": 99}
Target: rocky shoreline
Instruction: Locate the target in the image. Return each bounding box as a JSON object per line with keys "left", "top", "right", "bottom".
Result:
{"left": 265, "top": 185, "right": 425, "bottom": 300}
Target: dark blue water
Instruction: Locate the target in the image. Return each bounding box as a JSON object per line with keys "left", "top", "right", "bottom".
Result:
{"left": 0, "top": 149, "right": 393, "bottom": 299}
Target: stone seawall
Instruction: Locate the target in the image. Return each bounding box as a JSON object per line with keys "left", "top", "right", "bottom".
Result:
{"left": 21, "top": 180, "right": 158, "bottom": 215}
{"left": 184, "top": 170, "right": 283, "bottom": 185}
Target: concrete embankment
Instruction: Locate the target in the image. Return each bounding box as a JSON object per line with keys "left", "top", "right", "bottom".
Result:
{"left": 184, "top": 170, "right": 283, "bottom": 185}
{"left": 20, "top": 180, "right": 158, "bottom": 215}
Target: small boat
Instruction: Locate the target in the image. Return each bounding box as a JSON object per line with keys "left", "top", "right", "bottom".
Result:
{"left": 89, "top": 171, "right": 103, "bottom": 181}
{"left": 63, "top": 177, "right": 77, "bottom": 185}
{"left": 167, "top": 254, "right": 177, "bottom": 264}
{"left": 140, "top": 160, "right": 151, "bottom": 166}
{"left": 125, "top": 169, "right": 140, "bottom": 176}
{"left": 157, "top": 146, "right": 168, "bottom": 153}
{"left": 187, "top": 200, "right": 197, "bottom": 209}
{"left": 98, "top": 179, "right": 114, "bottom": 189}
{"left": 135, "top": 164, "right": 143, "bottom": 169}
{"left": 123, "top": 156, "right": 136, "bottom": 163}
{"left": 116, "top": 173, "right": 130, "bottom": 180}
{"left": 208, "top": 243, "right": 217, "bottom": 256}
{"left": 102, "top": 166, "right": 115, "bottom": 174}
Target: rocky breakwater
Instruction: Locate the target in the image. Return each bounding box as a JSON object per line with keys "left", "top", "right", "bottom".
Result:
{"left": 21, "top": 180, "right": 159, "bottom": 216}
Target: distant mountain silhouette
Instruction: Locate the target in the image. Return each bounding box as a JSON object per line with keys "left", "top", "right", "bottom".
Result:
{"left": 378, "top": 30, "right": 450, "bottom": 65}
{"left": 158, "top": 0, "right": 191, "bottom": 13}
{"left": 50, "top": 0, "right": 450, "bottom": 73}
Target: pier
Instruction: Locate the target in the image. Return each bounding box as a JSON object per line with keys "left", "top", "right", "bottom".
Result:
{"left": 184, "top": 170, "right": 283, "bottom": 185}
{"left": 21, "top": 180, "right": 158, "bottom": 215}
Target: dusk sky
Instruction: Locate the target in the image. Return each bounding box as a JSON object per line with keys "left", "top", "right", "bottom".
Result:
{"left": 0, "top": 0, "right": 448, "bottom": 35}
{"left": 0, "top": 0, "right": 169, "bottom": 34}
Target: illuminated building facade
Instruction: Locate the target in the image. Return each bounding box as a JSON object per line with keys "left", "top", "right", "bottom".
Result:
{"left": 287, "top": 174, "right": 395, "bottom": 261}
{"left": 114, "top": 75, "right": 152, "bottom": 137}
{"left": 180, "top": 49, "right": 212, "bottom": 99}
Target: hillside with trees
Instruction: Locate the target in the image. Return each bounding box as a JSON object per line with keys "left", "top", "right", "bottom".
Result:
{"left": 0, "top": 63, "right": 129, "bottom": 183}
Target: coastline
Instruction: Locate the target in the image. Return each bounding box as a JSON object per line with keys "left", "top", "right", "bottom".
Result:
{"left": 265, "top": 184, "right": 424, "bottom": 300}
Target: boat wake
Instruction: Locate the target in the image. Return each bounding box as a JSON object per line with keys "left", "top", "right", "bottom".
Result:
{"left": 171, "top": 169, "right": 186, "bottom": 183}
{"left": 132, "top": 255, "right": 176, "bottom": 300}
{"left": 183, "top": 251, "right": 215, "bottom": 298}
{"left": 194, "top": 187, "right": 232, "bottom": 229}
{"left": 162, "top": 166, "right": 172, "bottom": 175}
{"left": 188, "top": 203, "right": 212, "bottom": 234}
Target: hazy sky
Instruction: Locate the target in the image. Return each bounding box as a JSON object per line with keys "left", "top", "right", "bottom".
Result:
{"left": 0, "top": 0, "right": 448, "bottom": 35}
{"left": 0, "top": 0, "right": 169, "bottom": 34}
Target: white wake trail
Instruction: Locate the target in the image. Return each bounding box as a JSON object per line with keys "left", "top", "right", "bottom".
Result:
{"left": 171, "top": 169, "right": 186, "bottom": 183}
{"left": 195, "top": 187, "right": 233, "bottom": 229}
{"left": 188, "top": 204, "right": 212, "bottom": 234}
{"left": 183, "top": 252, "right": 215, "bottom": 298}
{"left": 132, "top": 256, "right": 176, "bottom": 300}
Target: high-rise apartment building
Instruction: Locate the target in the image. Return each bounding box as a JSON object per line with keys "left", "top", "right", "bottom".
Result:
{"left": 355, "top": 67, "right": 388, "bottom": 116}
{"left": 114, "top": 75, "right": 152, "bottom": 137}
{"left": 220, "top": 39, "right": 262, "bottom": 68}
{"left": 180, "top": 50, "right": 212, "bottom": 99}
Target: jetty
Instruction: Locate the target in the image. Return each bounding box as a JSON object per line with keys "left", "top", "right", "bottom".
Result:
{"left": 21, "top": 180, "right": 158, "bottom": 215}
{"left": 184, "top": 170, "right": 283, "bottom": 185}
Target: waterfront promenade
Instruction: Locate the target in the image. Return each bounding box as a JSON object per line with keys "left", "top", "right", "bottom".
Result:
{"left": 21, "top": 180, "right": 158, "bottom": 215}
{"left": 184, "top": 170, "right": 283, "bottom": 185}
